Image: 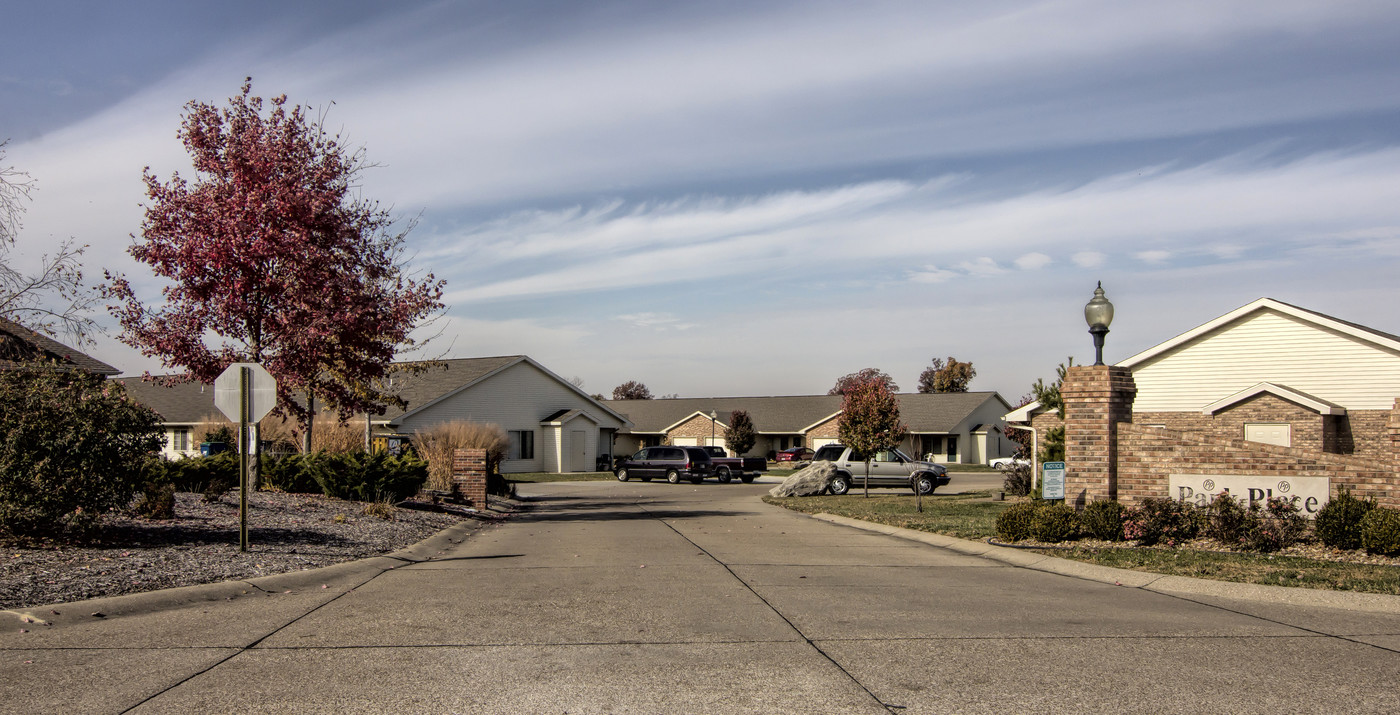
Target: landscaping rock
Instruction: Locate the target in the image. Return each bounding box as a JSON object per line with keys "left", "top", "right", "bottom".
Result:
{"left": 769, "top": 462, "right": 837, "bottom": 497}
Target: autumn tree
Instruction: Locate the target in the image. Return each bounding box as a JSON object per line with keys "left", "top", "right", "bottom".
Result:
{"left": 612, "top": 381, "right": 653, "bottom": 400}
{"left": 0, "top": 141, "right": 96, "bottom": 344}
{"left": 829, "top": 368, "right": 897, "bottom": 396}
{"left": 103, "top": 80, "right": 444, "bottom": 437}
{"left": 916, "top": 356, "right": 976, "bottom": 393}
{"left": 722, "top": 409, "right": 757, "bottom": 456}
{"left": 837, "top": 375, "right": 908, "bottom": 498}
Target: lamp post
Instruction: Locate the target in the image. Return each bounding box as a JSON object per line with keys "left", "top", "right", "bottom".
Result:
{"left": 1084, "top": 281, "right": 1115, "bottom": 366}
{"left": 710, "top": 410, "right": 718, "bottom": 453}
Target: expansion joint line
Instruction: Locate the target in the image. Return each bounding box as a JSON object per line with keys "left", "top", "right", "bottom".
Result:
{"left": 635, "top": 501, "right": 905, "bottom": 714}
{"left": 119, "top": 567, "right": 390, "bottom": 713}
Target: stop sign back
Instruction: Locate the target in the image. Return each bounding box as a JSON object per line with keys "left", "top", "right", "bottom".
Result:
{"left": 214, "top": 363, "right": 278, "bottom": 422}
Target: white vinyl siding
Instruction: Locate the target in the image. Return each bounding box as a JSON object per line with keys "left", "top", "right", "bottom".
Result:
{"left": 395, "top": 360, "right": 625, "bottom": 474}
{"left": 1130, "top": 309, "right": 1400, "bottom": 412}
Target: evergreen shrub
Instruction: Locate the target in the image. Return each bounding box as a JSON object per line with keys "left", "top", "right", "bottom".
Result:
{"left": 1080, "top": 499, "right": 1127, "bottom": 541}
{"left": 1030, "top": 502, "right": 1078, "bottom": 543}
{"left": 1360, "top": 507, "right": 1400, "bottom": 556}
{"left": 995, "top": 501, "right": 1038, "bottom": 542}
{"left": 0, "top": 369, "right": 164, "bottom": 537}
{"left": 1314, "top": 488, "right": 1375, "bottom": 551}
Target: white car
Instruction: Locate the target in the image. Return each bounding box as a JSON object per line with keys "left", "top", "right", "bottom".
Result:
{"left": 989, "top": 456, "right": 1030, "bottom": 470}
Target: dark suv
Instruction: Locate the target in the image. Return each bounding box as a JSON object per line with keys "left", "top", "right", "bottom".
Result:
{"left": 615, "top": 446, "right": 713, "bottom": 484}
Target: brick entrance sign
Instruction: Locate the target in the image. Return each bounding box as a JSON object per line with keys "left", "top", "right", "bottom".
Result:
{"left": 452, "top": 448, "right": 488, "bottom": 508}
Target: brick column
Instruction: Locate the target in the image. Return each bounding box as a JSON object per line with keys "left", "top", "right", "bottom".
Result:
{"left": 452, "top": 448, "right": 488, "bottom": 508}
{"left": 1388, "top": 399, "right": 1400, "bottom": 477}
{"left": 1062, "top": 365, "right": 1136, "bottom": 507}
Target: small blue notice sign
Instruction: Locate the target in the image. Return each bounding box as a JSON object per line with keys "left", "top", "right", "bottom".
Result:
{"left": 1042, "top": 461, "right": 1066, "bottom": 500}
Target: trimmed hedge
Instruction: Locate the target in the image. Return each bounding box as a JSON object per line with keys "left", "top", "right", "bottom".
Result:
{"left": 1030, "top": 503, "right": 1078, "bottom": 543}
{"left": 995, "top": 501, "right": 1038, "bottom": 542}
{"left": 1080, "top": 499, "right": 1127, "bottom": 541}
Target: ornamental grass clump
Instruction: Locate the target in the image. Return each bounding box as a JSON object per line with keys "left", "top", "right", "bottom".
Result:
{"left": 1029, "top": 503, "right": 1078, "bottom": 543}
{"left": 1315, "top": 488, "right": 1375, "bottom": 551}
{"left": 411, "top": 421, "right": 509, "bottom": 492}
{"left": 1079, "top": 499, "right": 1127, "bottom": 541}
{"left": 1123, "top": 497, "right": 1202, "bottom": 547}
{"left": 1360, "top": 507, "right": 1400, "bottom": 557}
{"left": 995, "top": 501, "right": 1038, "bottom": 542}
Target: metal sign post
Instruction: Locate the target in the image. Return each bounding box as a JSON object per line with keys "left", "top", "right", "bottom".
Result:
{"left": 214, "top": 363, "right": 277, "bottom": 552}
{"left": 239, "top": 366, "right": 250, "bottom": 551}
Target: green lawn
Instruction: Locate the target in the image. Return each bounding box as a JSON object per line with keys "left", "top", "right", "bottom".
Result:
{"left": 763, "top": 491, "right": 1400, "bottom": 594}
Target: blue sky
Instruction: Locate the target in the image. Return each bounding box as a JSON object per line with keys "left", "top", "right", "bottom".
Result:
{"left": 5, "top": 1, "right": 1400, "bottom": 400}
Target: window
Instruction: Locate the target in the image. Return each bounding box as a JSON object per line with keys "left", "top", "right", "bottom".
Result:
{"left": 946, "top": 436, "right": 958, "bottom": 461}
{"left": 171, "top": 428, "right": 190, "bottom": 451}
{"left": 508, "top": 430, "right": 535, "bottom": 460}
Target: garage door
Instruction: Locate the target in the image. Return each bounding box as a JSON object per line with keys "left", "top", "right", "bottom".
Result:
{"left": 809, "top": 438, "right": 839, "bottom": 451}
{"left": 671, "top": 437, "right": 698, "bottom": 446}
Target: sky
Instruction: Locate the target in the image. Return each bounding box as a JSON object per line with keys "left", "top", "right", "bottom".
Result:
{"left": 5, "top": 0, "right": 1400, "bottom": 401}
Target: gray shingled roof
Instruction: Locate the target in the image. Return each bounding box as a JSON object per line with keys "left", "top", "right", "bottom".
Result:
{"left": 120, "top": 356, "right": 527, "bottom": 424}
{"left": 0, "top": 316, "right": 119, "bottom": 375}
{"left": 606, "top": 392, "right": 1009, "bottom": 434}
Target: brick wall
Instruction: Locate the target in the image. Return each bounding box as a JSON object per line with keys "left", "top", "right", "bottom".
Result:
{"left": 668, "top": 414, "right": 724, "bottom": 444}
{"left": 1135, "top": 402, "right": 1392, "bottom": 459}
{"left": 806, "top": 415, "right": 841, "bottom": 440}
{"left": 452, "top": 448, "right": 487, "bottom": 508}
{"left": 1062, "top": 366, "right": 1136, "bottom": 506}
{"left": 1115, "top": 423, "right": 1399, "bottom": 509}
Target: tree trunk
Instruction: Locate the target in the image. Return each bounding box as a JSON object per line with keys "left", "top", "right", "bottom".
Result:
{"left": 302, "top": 392, "right": 315, "bottom": 453}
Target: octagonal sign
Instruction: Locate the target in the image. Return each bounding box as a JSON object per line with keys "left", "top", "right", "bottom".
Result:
{"left": 214, "top": 363, "right": 278, "bottom": 423}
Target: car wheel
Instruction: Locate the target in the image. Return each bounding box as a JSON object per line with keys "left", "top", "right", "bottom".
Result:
{"left": 616, "top": 468, "right": 629, "bottom": 482}
{"left": 740, "top": 475, "right": 755, "bottom": 484}
{"left": 828, "top": 474, "right": 851, "bottom": 496}
{"left": 666, "top": 470, "right": 681, "bottom": 484}
{"left": 911, "top": 474, "right": 937, "bottom": 495}
{"left": 716, "top": 467, "right": 732, "bottom": 483}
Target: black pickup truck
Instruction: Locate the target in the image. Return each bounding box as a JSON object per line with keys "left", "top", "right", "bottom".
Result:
{"left": 702, "top": 446, "right": 767, "bottom": 483}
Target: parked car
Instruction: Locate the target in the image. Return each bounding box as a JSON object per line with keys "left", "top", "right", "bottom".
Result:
{"left": 811, "top": 444, "right": 950, "bottom": 496}
{"left": 989, "top": 456, "right": 1031, "bottom": 470}
{"left": 774, "top": 446, "right": 815, "bottom": 463}
{"left": 614, "top": 446, "right": 713, "bottom": 484}
{"left": 701, "top": 446, "right": 768, "bottom": 483}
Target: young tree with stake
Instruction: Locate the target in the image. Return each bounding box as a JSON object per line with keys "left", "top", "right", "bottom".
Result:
{"left": 837, "top": 376, "right": 908, "bottom": 498}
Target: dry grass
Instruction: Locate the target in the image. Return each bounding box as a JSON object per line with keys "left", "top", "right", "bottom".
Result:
{"left": 191, "top": 413, "right": 235, "bottom": 445}
{"left": 311, "top": 413, "right": 368, "bottom": 454}
{"left": 412, "top": 421, "right": 509, "bottom": 491}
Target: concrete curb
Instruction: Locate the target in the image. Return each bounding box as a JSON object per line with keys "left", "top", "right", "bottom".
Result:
{"left": 1, "top": 520, "right": 484, "bottom": 627}
{"left": 809, "top": 512, "right": 1400, "bottom": 615}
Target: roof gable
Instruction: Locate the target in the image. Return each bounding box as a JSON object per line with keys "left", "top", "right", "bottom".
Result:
{"left": 1201, "top": 382, "right": 1345, "bottom": 416}
{"left": 1118, "top": 298, "right": 1400, "bottom": 369}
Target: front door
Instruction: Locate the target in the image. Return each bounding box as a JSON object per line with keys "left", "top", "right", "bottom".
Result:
{"left": 571, "top": 430, "right": 589, "bottom": 471}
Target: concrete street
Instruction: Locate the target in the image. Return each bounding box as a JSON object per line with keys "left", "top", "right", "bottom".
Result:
{"left": 3, "top": 478, "right": 1399, "bottom": 714}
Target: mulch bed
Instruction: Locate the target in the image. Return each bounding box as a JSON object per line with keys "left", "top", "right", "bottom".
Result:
{"left": 1, "top": 491, "right": 508, "bottom": 610}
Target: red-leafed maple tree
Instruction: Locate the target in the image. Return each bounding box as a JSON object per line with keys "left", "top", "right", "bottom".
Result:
{"left": 104, "top": 79, "right": 444, "bottom": 433}
{"left": 828, "top": 367, "right": 897, "bottom": 396}
{"left": 837, "top": 375, "right": 908, "bottom": 498}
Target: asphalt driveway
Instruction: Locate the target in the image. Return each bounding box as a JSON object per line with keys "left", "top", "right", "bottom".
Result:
{"left": 3, "top": 479, "right": 1399, "bottom": 714}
